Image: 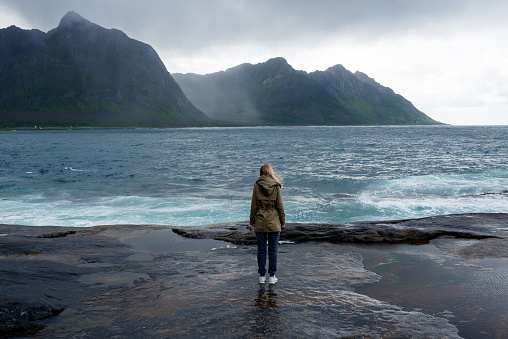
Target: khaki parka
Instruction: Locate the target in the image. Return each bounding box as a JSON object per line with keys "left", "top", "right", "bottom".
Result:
{"left": 250, "top": 175, "right": 285, "bottom": 232}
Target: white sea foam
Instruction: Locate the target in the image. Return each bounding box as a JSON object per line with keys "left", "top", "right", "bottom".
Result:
{"left": 1, "top": 175, "right": 506, "bottom": 227}
{"left": 358, "top": 171, "right": 508, "bottom": 220}
{"left": 360, "top": 194, "right": 507, "bottom": 220}
{"left": 0, "top": 195, "right": 249, "bottom": 227}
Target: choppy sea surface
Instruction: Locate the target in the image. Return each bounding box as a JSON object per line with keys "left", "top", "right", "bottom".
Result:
{"left": 0, "top": 126, "right": 506, "bottom": 227}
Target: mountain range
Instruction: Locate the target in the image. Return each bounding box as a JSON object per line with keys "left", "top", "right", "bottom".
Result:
{"left": 0, "top": 12, "right": 440, "bottom": 128}
{"left": 174, "top": 58, "right": 440, "bottom": 125}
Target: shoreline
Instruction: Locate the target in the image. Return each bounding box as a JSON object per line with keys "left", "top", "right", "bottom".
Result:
{"left": 1, "top": 213, "right": 508, "bottom": 337}
{"left": 0, "top": 123, "right": 450, "bottom": 131}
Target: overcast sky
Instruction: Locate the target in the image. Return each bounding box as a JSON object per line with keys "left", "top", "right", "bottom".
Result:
{"left": 1, "top": 0, "right": 507, "bottom": 125}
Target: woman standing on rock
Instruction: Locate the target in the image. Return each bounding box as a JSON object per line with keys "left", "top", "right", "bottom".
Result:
{"left": 250, "top": 164, "right": 285, "bottom": 285}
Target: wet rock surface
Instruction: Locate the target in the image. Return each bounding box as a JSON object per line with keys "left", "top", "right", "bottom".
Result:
{"left": 0, "top": 213, "right": 507, "bottom": 338}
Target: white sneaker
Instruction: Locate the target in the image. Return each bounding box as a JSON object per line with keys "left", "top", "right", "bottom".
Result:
{"left": 259, "top": 275, "right": 266, "bottom": 284}
{"left": 268, "top": 275, "right": 278, "bottom": 285}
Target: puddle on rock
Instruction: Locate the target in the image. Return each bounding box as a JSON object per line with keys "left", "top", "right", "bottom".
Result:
{"left": 123, "top": 228, "right": 232, "bottom": 257}
{"left": 79, "top": 272, "right": 150, "bottom": 288}
{"left": 354, "top": 241, "right": 508, "bottom": 339}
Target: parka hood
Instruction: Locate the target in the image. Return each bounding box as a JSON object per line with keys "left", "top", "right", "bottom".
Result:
{"left": 255, "top": 175, "right": 281, "bottom": 196}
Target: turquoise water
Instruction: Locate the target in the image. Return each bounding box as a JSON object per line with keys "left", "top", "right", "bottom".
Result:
{"left": 0, "top": 126, "right": 506, "bottom": 227}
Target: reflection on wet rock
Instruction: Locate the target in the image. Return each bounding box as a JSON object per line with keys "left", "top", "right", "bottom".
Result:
{"left": 255, "top": 288, "right": 278, "bottom": 308}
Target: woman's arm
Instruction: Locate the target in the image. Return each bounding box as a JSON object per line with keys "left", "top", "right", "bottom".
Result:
{"left": 275, "top": 186, "right": 286, "bottom": 226}
{"left": 249, "top": 185, "right": 257, "bottom": 226}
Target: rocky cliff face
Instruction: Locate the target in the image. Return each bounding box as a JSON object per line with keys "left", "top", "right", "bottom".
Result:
{"left": 0, "top": 11, "right": 209, "bottom": 128}
{"left": 174, "top": 58, "right": 440, "bottom": 126}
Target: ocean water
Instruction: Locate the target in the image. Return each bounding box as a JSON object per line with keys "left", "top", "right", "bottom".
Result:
{"left": 0, "top": 126, "right": 506, "bottom": 227}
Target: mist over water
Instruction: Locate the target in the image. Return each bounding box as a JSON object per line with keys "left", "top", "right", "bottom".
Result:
{"left": 0, "top": 126, "right": 506, "bottom": 227}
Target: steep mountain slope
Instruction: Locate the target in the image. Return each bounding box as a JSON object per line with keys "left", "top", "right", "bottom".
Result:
{"left": 0, "top": 11, "right": 209, "bottom": 128}
{"left": 308, "top": 65, "right": 436, "bottom": 124}
{"left": 174, "top": 58, "right": 440, "bottom": 125}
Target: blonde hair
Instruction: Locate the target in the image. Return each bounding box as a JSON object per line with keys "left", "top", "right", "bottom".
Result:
{"left": 260, "top": 163, "right": 282, "bottom": 183}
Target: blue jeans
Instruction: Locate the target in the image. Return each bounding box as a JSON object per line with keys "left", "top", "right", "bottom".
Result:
{"left": 256, "top": 231, "right": 280, "bottom": 276}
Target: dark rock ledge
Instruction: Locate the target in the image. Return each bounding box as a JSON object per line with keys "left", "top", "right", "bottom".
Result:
{"left": 1, "top": 213, "right": 507, "bottom": 337}
{"left": 172, "top": 213, "right": 507, "bottom": 246}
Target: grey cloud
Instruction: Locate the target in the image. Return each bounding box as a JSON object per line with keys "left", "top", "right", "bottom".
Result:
{"left": 0, "top": 0, "right": 490, "bottom": 50}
